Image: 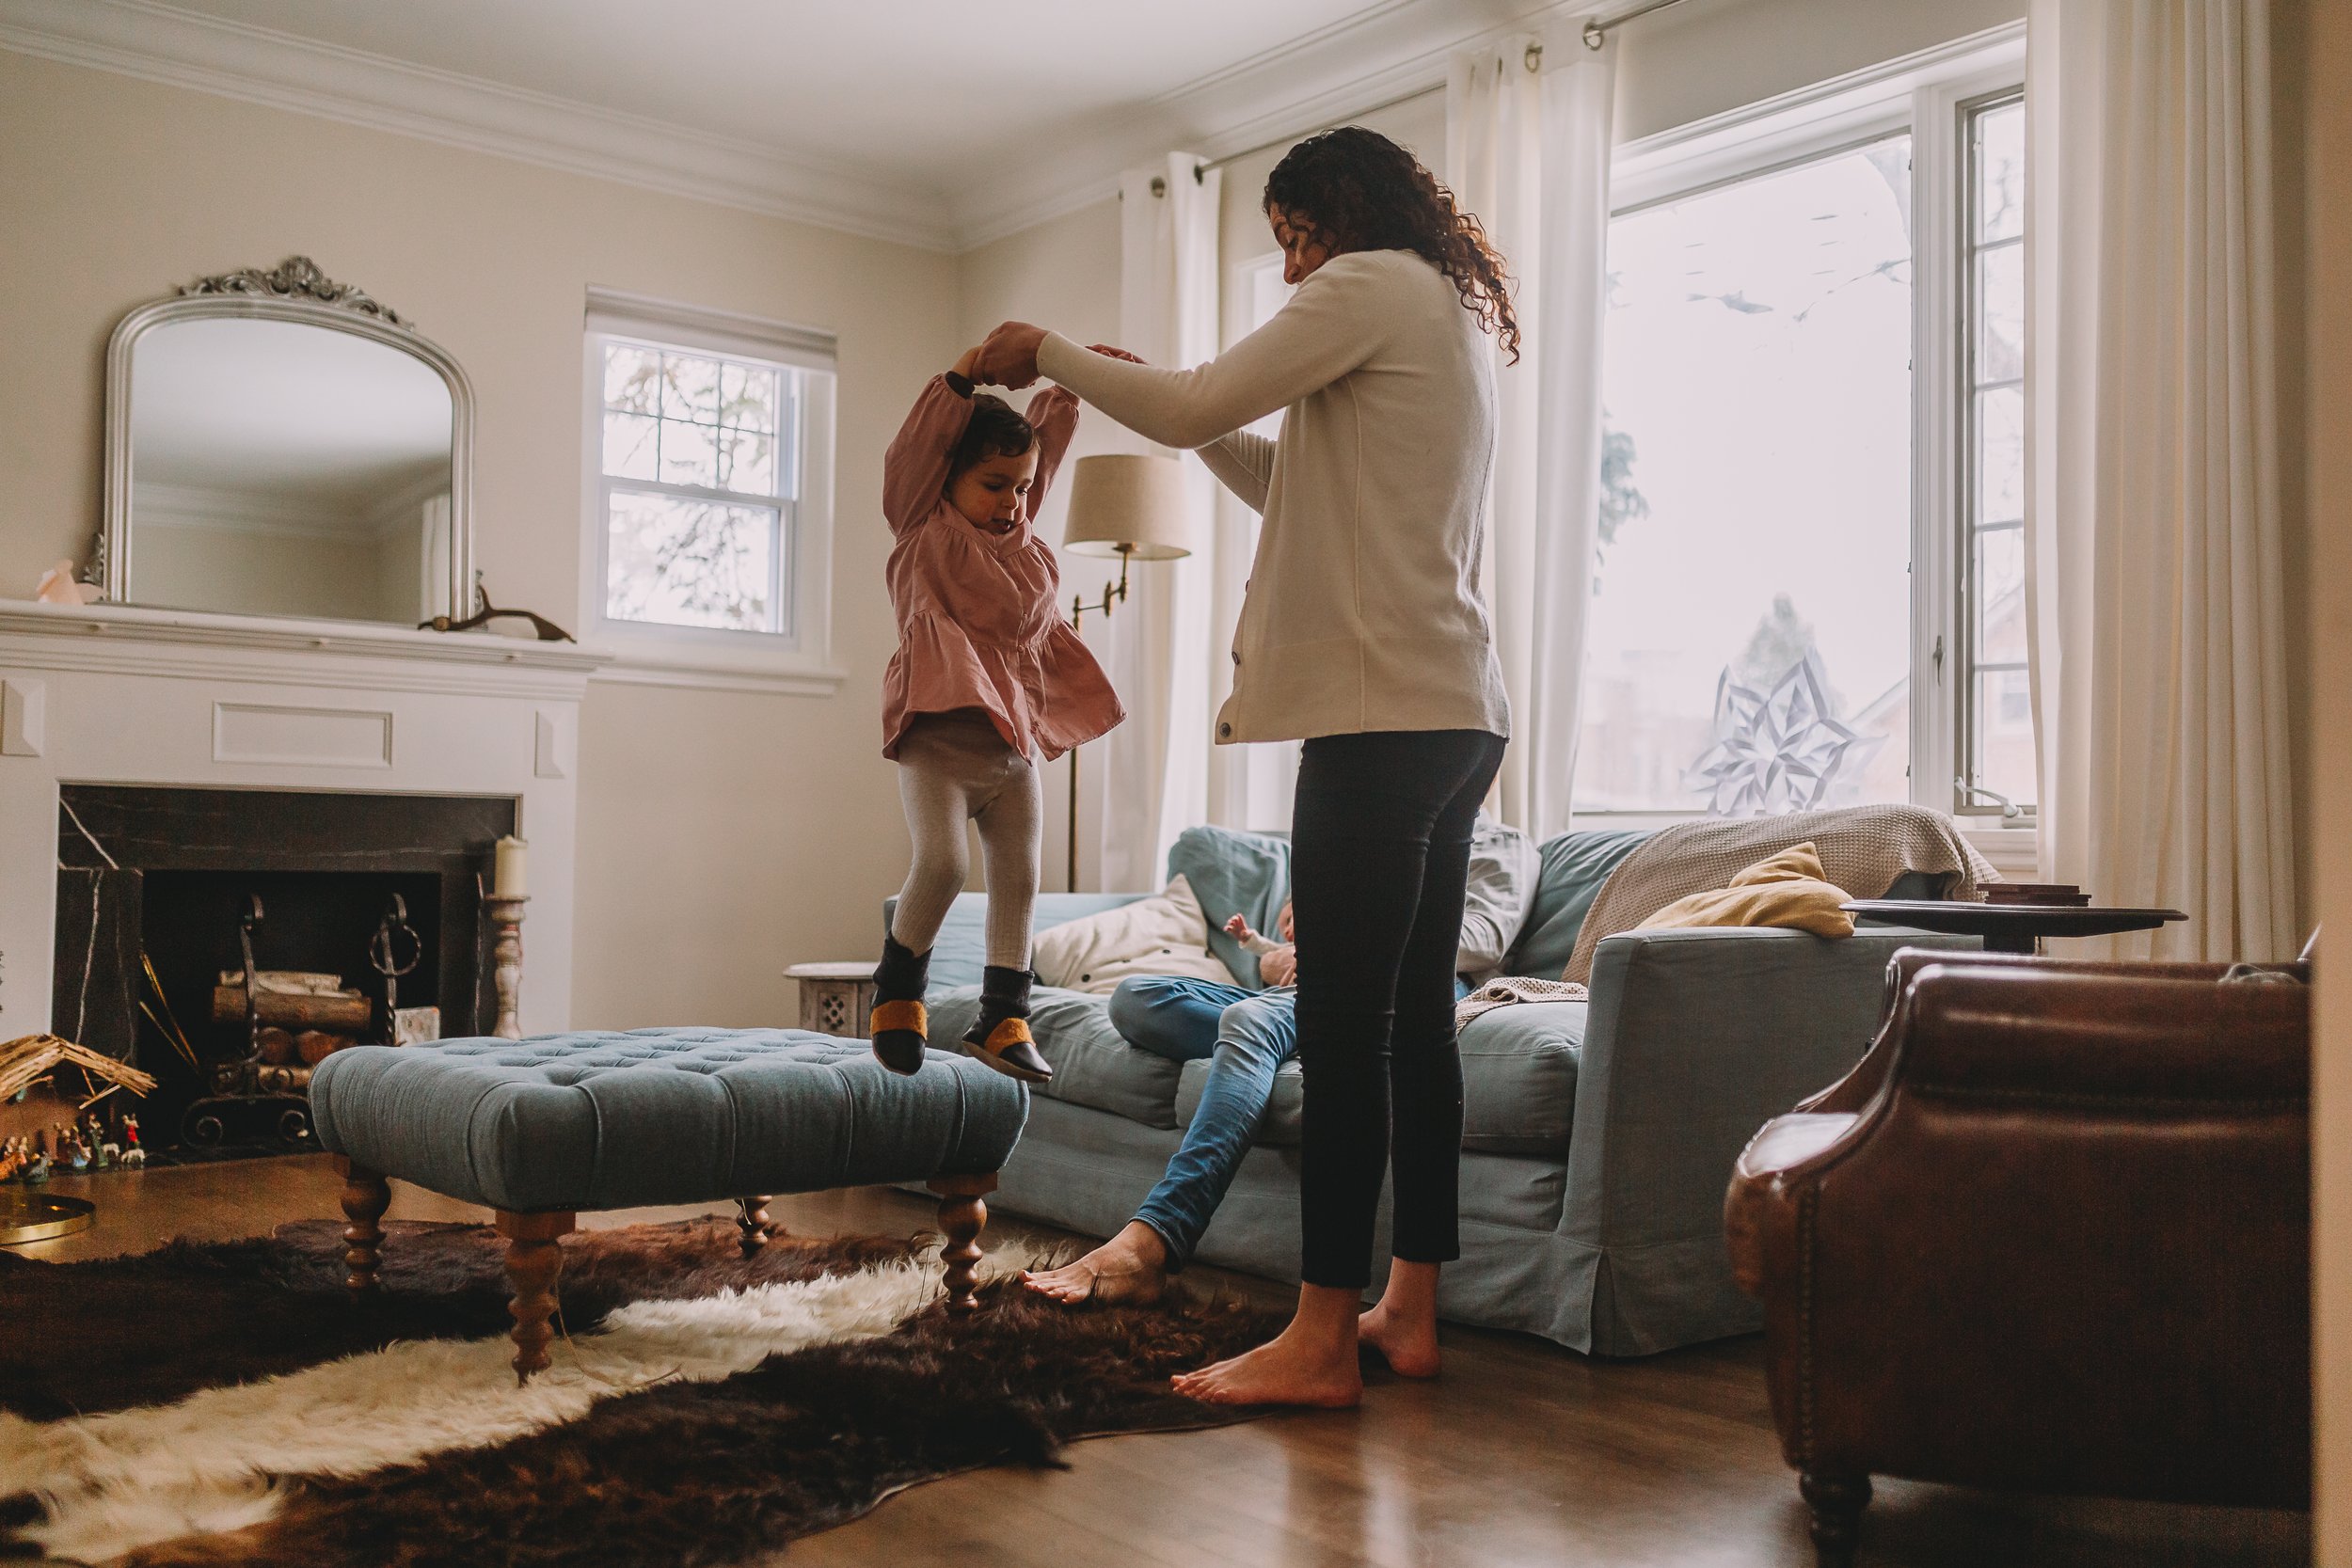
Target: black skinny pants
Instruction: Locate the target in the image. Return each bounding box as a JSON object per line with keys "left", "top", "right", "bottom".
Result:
{"left": 1291, "top": 728, "right": 1508, "bottom": 1290}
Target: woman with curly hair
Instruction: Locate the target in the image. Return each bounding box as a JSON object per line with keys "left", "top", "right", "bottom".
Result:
{"left": 977, "top": 126, "right": 1518, "bottom": 1408}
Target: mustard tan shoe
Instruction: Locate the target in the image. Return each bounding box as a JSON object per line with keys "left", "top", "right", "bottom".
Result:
{"left": 963, "top": 964, "right": 1052, "bottom": 1085}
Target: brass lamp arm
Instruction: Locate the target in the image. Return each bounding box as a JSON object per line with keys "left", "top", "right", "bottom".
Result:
{"left": 1070, "top": 545, "right": 1136, "bottom": 629}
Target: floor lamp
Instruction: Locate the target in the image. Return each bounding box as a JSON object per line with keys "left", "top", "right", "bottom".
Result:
{"left": 1061, "top": 453, "right": 1193, "bottom": 893}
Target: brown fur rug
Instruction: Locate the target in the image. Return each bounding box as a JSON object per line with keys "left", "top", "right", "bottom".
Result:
{"left": 0, "top": 1217, "right": 910, "bottom": 1419}
{"left": 1, "top": 1221, "right": 1281, "bottom": 1566}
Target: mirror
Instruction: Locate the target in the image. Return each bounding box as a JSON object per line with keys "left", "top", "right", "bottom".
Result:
{"left": 103, "top": 258, "right": 473, "bottom": 626}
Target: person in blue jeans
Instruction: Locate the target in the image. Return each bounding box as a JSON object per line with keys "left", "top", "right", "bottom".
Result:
{"left": 1023, "top": 816, "right": 1533, "bottom": 1309}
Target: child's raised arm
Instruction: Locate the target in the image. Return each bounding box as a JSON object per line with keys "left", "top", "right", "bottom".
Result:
{"left": 1021, "top": 383, "right": 1081, "bottom": 520}
{"left": 882, "top": 355, "right": 983, "bottom": 534}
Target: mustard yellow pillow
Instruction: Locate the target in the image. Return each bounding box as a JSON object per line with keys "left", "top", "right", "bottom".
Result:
{"left": 1635, "top": 842, "right": 1856, "bottom": 939}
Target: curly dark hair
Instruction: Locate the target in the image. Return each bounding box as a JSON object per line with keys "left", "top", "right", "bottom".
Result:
{"left": 1264, "top": 126, "right": 1520, "bottom": 362}
{"left": 949, "top": 393, "right": 1036, "bottom": 477}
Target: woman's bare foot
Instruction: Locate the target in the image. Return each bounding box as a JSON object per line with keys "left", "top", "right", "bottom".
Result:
{"left": 1357, "top": 1301, "right": 1440, "bottom": 1378}
{"left": 1358, "top": 1259, "right": 1442, "bottom": 1377}
{"left": 1171, "top": 1285, "right": 1364, "bottom": 1408}
{"left": 1021, "top": 1221, "right": 1169, "bottom": 1307}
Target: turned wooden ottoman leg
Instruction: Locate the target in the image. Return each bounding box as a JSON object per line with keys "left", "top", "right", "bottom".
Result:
{"left": 495, "top": 1211, "right": 576, "bottom": 1384}
{"left": 736, "top": 1196, "right": 775, "bottom": 1256}
{"left": 928, "top": 1173, "right": 996, "bottom": 1315}
{"left": 1800, "top": 1472, "right": 1872, "bottom": 1568}
{"left": 336, "top": 1157, "right": 390, "bottom": 1295}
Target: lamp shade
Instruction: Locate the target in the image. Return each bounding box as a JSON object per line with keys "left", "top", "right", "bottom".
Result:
{"left": 1061, "top": 453, "right": 1193, "bottom": 560}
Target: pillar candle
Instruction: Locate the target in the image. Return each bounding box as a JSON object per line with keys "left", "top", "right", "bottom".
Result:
{"left": 493, "top": 834, "right": 529, "bottom": 899}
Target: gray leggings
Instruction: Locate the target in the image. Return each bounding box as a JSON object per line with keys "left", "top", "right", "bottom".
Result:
{"left": 888, "top": 711, "right": 1041, "bottom": 970}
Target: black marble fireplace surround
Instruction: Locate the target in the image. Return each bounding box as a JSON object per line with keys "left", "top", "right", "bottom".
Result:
{"left": 53, "top": 785, "right": 516, "bottom": 1150}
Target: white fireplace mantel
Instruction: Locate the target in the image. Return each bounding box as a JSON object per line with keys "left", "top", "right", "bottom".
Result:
{"left": 0, "top": 598, "right": 610, "bottom": 1045}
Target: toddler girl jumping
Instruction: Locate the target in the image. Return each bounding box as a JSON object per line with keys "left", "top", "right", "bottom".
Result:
{"left": 869, "top": 347, "right": 1122, "bottom": 1084}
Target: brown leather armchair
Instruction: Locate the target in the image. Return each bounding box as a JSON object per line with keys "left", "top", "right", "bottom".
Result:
{"left": 1724, "top": 952, "right": 2311, "bottom": 1566}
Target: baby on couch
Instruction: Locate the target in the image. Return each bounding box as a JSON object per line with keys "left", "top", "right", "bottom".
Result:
{"left": 1022, "top": 814, "right": 1536, "bottom": 1325}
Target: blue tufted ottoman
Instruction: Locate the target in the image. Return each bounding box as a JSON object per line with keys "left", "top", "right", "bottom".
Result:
{"left": 310, "top": 1027, "right": 1027, "bottom": 1381}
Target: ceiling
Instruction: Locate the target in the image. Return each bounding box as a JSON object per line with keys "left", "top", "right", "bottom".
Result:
{"left": 0, "top": 0, "right": 1556, "bottom": 247}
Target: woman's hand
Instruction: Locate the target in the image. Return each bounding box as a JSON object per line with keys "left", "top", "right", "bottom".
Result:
{"left": 1087, "top": 343, "right": 1147, "bottom": 364}
{"left": 1258, "top": 946, "right": 1298, "bottom": 987}
{"left": 976, "top": 322, "right": 1048, "bottom": 388}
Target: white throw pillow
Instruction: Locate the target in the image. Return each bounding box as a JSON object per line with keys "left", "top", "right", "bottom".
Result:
{"left": 1032, "top": 874, "right": 1236, "bottom": 995}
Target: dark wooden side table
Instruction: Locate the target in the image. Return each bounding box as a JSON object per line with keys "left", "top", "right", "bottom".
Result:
{"left": 1843, "top": 900, "right": 2188, "bottom": 956}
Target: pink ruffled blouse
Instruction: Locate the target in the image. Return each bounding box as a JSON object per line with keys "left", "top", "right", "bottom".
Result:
{"left": 880, "top": 375, "right": 1123, "bottom": 762}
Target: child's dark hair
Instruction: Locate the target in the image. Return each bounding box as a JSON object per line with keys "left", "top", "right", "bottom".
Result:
{"left": 1264, "top": 126, "right": 1520, "bottom": 363}
{"left": 950, "top": 394, "right": 1037, "bottom": 477}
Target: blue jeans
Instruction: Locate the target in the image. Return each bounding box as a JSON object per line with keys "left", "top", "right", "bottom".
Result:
{"left": 1107, "top": 975, "right": 1297, "bottom": 1270}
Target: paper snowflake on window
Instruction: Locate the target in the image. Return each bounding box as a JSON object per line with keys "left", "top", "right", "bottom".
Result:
{"left": 1686, "top": 649, "right": 1884, "bottom": 816}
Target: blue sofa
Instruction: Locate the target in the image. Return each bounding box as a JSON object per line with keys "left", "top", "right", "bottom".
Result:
{"left": 912, "top": 825, "right": 1976, "bottom": 1355}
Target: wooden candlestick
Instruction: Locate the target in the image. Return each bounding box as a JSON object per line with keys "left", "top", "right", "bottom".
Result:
{"left": 483, "top": 895, "right": 529, "bottom": 1040}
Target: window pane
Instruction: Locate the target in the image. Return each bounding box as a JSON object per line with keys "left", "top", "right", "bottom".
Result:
{"left": 1975, "top": 526, "right": 2027, "bottom": 661}
{"left": 1976, "top": 100, "right": 2026, "bottom": 244}
{"left": 606, "top": 491, "right": 778, "bottom": 632}
{"left": 721, "top": 362, "right": 777, "bottom": 435}
{"left": 718, "top": 426, "right": 774, "bottom": 495}
{"left": 660, "top": 418, "right": 719, "bottom": 489}
{"left": 604, "top": 344, "right": 660, "bottom": 413}
{"left": 1577, "top": 138, "right": 1915, "bottom": 814}
{"left": 1972, "top": 667, "right": 2037, "bottom": 803}
{"left": 660, "top": 352, "right": 721, "bottom": 421}
{"left": 1976, "top": 242, "right": 2023, "bottom": 383}
{"left": 602, "top": 410, "right": 659, "bottom": 482}
{"left": 1976, "top": 385, "right": 2025, "bottom": 524}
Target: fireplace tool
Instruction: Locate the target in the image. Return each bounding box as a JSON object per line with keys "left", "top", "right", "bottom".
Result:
{"left": 182, "top": 894, "right": 315, "bottom": 1150}
{"left": 369, "top": 894, "right": 422, "bottom": 1043}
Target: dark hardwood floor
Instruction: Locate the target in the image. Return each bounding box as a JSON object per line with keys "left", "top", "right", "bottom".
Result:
{"left": 19, "top": 1155, "right": 2308, "bottom": 1567}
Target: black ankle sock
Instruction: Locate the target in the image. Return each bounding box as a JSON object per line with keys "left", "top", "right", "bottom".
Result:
{"left": 968, "top": 965, "right": 1034, "bottom": 1037}
{"left": 874, "top": 933, "right": 930, "bottom": 1004}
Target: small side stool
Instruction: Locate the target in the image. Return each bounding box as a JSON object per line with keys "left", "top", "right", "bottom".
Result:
{"left": 786, "top": 962, "right": 878, "bottom": 1038}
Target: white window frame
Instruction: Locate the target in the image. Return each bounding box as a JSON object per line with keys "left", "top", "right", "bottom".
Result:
{"left": 1588, "top": 22, "right": 2035, "bottom": 872}
{"left": 580, "top": 288, "right": 842, "bottom": 695}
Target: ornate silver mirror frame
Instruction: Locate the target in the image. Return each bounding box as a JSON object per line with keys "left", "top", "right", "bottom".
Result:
{"left": 100, "top": 256, "right": 476, "bottom": 618}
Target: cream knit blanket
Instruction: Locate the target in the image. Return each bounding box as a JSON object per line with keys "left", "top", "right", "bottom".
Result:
{"left": 1560, "top": 805, "right": 1999, "bottom": 985}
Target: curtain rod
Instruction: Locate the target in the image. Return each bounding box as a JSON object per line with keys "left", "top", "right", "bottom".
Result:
{"left": 1194, "top": 83, "right": 1445, "bottom": 178}
{"left": 1189, "top": 0, "right": 1689, "bottom": 181}
{"left": 1581, "top": 0, "right": 1690, "bottom": 48}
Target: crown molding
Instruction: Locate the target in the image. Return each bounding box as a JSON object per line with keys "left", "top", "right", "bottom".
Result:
{"left": 0, "top": 0, "right": 961, "bottom": 252}
{"left": 951, "top": 0, "right": 1593, "bottom": 249}
{"left": 2, "top": 0, "right": 1613, "bottom": 256}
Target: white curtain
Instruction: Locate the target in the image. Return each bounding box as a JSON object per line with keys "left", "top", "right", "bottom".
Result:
{"left": 1097, "top": 153, "right": 1223, "bottom": 891}
{"left": 1446, "top": 26, "right": 1616, "bottom": 839}
{"left": 2025, "top": 0, "right": 2297, "bottom": 958}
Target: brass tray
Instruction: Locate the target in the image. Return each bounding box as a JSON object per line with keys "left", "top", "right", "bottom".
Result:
{"left": 0, "top": 1189, "right": 96, "bottom": 1246}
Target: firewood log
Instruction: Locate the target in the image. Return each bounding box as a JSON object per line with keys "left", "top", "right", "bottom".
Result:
{"left": 295, "top": 1031, "right": 352, "bottom": 1067}
{"left": 211, "top": 986, "right": 370, "bottom": 1032}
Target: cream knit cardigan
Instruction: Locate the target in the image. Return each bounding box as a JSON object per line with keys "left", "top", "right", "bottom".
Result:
{"left": 1034, "top": 248, "right": 1509, "bottom": 746}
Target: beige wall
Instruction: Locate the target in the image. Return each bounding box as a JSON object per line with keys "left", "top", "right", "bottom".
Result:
{"left": 0, "top": 50, "right": 959, "bottom": 1027}
{"left": 1613, "top": 0, "right": 2026, "bottom": 143}
{"left": 2301, "top": 0, "right": 2352, "bottom": 1546}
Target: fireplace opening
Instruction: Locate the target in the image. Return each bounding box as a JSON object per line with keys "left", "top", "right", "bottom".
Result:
{"left": 52, "top": 784, "right": 515, "bottom": 1162}
{"left": 138, "top": 869, "right": 445, "bottom": 1148}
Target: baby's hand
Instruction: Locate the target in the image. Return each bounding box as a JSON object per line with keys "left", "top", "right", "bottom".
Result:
{"left": 1223, "top": 913, "right": 1257, "bottom": 942}
{"left": 951, "top": 344, "right": 983, "bottom": 380}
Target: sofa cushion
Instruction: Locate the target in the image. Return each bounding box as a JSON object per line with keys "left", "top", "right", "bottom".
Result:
{"left": 1032, "top": 875, "right": 1232, "bottom": 993}
{"left": 1170, "top": 997, "right": 1588, "bottom": 1156}
{"left": 926, "top": 985, "right": 1183, "bottom": 1130}
{"left": 1167, "top": 826, "right": 1292, "bottom": 988}
{"left": 902, "top": 891, "right": 1147, "bottom": 992}
{"left": 1504, "top": 830, "right": 1653, "bottom": 980}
